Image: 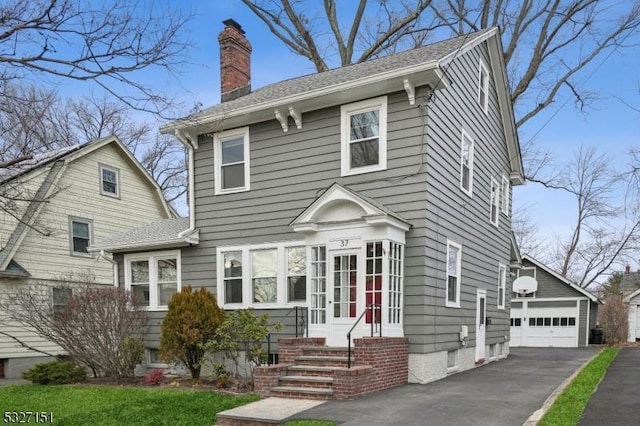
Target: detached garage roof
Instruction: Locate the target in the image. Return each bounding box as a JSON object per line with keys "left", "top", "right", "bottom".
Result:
{"left": 521, "top": 255, "right": 600, "bottom": 303}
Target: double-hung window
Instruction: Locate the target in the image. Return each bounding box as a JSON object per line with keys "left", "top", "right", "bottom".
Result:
{"left": 214, "top": 127, "right": 250, "bottom": 194}
{"left": 460, "top": 130, "right": 474, "bottom": 196}
{"left": 341, "top": 97, "right": 387, "bottom": 176}
{"left": 490, "top": 178, "right": 499, "bottom": 226}
{"left": 69, "top": 217, "right": 92, "bottom": 256}
{"left": 99, "top": 164, "right": 120, "bottom": 197}
{"left": 218, "top": 242, "right": 306, "bottom": 308}
{"left": 498, "top": 264, "right": 506, "bottom": 309}
{"left": 478, "top": 61, "right": 489, "bottom": 113}
{"left": 501, "top": 175, "right": 510, "bottom": 215}
{"left": 446, "top": 240, "right": 462, "bottom": 307}
{"left": 52, "top": 287, "right": 72, "bottom": 319}
{"left": 125, "top": 251, "right": 181, "bottom": 310}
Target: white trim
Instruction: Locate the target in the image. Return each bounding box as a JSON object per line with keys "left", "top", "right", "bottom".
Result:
{"left": 460, "top": 129, "right": 474, "bottom": 197}
{"left": 99, "top": 163, "right": 120, "bottom": 198}
{"left": 501, "top": 174, "right": 510, "bottom": 215}
{"left": 445, "top": 240, "right": 462, "bottom": 308}
{"left": 478, "top": 60, "right": 489, "bottom": 114}
{"left": 214, "top": 127, "right": 250, "bottom": 194}
{"left": 498, "top": 263, "right": 506, "bottom": 309}
{"left": 123, "top": 250, "right": 182, "bottom": 311}
{"left": 490, "top": 177, "right": 500, "bottom": 227}
{"left": 216, "top": 241, "right": 306, "bottom": 310}
{"left": 340, "top": 96, "right": 388, "bottom": 176}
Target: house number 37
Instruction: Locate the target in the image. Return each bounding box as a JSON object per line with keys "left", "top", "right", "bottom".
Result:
{"left": 339, "top": 239, "right": 349, "bottom": 247}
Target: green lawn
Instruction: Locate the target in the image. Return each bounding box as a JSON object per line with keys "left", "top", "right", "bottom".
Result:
{"left": 0, "top": 384, "right": 259, "bottom": 426}
{"left": 539, "top": 347, "right": 619, "bottom": 426}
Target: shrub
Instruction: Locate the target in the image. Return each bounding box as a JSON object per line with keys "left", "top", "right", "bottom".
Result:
{"left": 22, "top": 361, "right": 86, "bottom": 385}
{"left": 53, "top": 287, "right": 150, "bottom": 380}
{"left": 205, "top": 309, "right": 280, "bottom": 385}
{"left": 599, "top": 294, "right": 629, "bottom": 344}
{"left": 144, "top": 369, "right": 165, "bottom": 385}
{"left": 159, "top": 286, "right": 224, "bottom": 379}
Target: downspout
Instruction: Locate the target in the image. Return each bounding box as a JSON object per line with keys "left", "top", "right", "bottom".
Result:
{"left": 99, "top": 250, "right": 119, "bottom": 287}
{"left": 174, "top": 129, "right": 196, "bottom": 236}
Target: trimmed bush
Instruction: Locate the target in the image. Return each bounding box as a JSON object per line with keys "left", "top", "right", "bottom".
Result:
{"left": 22, "top": 361, "right": 86, "bottom": 385}
{"left": 159, "top": 286, "right": 224, "bottom": 379}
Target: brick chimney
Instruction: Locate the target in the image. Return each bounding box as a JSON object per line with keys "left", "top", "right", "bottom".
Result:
{"left": 219, "top": 19, "right": 252, "bottom": 102}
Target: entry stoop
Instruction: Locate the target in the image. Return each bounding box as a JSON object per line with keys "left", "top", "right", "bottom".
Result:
{"left": 269, "top": 346, "right": 351, "bottom": 400}
{"left": 254, "top": 336, "right": 409, "bottom": 400}
{"left": 216, "top": 397, "right": 325, "bottom": 426}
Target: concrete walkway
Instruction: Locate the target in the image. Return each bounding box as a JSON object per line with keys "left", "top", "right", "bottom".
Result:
{"left": 288, "top": 347, "right": 598, "bottom": 426}
{"left": 578, "top": 347, "right": 640, "bottom": 425}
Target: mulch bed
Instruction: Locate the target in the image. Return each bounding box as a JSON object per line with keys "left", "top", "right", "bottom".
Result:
{"left": 74, "top": 375, "right": 254, "bottom": 395}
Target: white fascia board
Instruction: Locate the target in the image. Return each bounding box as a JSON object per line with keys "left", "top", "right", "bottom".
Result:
{"left": 161, "top": 61, "right": 447, "bottom": 135}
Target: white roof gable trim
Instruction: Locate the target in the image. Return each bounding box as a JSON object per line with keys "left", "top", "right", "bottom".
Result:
{"left": 290, "top": 183, "right": 410, "bottom": 234}
{"left": 522, "top": 255, "right": 599, "bottom": 303}
{"left": 624, "top": 287, "right": 640, "bottom": 303}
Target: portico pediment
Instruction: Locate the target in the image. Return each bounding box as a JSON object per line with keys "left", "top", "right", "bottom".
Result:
{"left": 290, "top": 183, "right": 410, "bottom": 233}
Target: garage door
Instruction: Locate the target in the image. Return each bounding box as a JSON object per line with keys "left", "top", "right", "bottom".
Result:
{"left": 510, "top": 304, "right": 578, "bottom": 347}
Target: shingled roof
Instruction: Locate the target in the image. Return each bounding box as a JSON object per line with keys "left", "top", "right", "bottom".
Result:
{"left": 163, "top": 28, "right": 496, "bottom": 135}
{"left": 89, "top": 218, "right": 197, "bottom": 253}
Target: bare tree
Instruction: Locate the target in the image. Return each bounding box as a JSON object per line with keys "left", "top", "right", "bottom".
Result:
{"left": 242, "top": 0, "right": 640, "bottom": 128}
{"left": 0, "top": 86, "right": 187, "bottom": 210}
{"left": 512, "top": 204, "right": 546, "bottom": 259}
{"left": 0, "top": 0, "right": 192, "bottom": 117}
{"left": 544, "top": 146, "right": 640, "bottom": 288}
{"left": 0, "top": 282, "right": 150, "bottom": 379}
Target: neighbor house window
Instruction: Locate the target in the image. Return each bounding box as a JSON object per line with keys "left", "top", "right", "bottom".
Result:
{"left": 52, "top": 287, "right": 72, "bottom": 319}
{"left": 124, "top": 251, "right": 181, "bottom": 310}
{"left": 217, "top": 242, "right": 306, "bottom": 308}
{"left": 446, "top": 240, "right": 462, "bottom": 308}
{"left": 341, "top": 96, "right": 387, "bottom": 176}
{"left": 490, "top": 178, "right": 500, "bottom": 226}
{"left": 478, "top": 60, "right": 489, "bottom": 113}
{"left": 99, "top": 164, "right": 120, "bottom": 197}
{"left": 214, "top": 127, "right": 250, "bottom": 194}
{"left": 69, "top": 217, "right": 92, "bottom": 256}
{"left": 460, "top": 130, "right": 474, "bottom": 196}
{"left": 498, "top": 264, "right": 506, "bottom": 309}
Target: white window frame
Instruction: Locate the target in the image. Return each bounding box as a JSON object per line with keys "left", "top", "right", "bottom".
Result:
{"left": 501, "top": 175, "right": 510, "bottom": 215}
{"left": 445, "top": 240, "right": 462, "bottom": 308}
{"left": 517, "top": 266, "right": 537, "bottom": 279}
{"left": 69, "top": 217, "right": 93, "bottom": 257}
{"left": 498, "top": 263, "right": 506, "bottom": 309}
{"left": 99, "top": 163, "right": 120, "bottom": 198}
{"left": 490, "top": 177, "right": 500, "bottom": 227}
{"left": 478, "top": 60, "right": 489, "bottom": 114}
{"left": 460, "top": 130, "right": 474, "bottom": 196}
{"left": 340, "top": 96, "right": 388, "bottom": 176}
{"left": 214, "top": 127, "right": 250, "bottom": 194}
{"left": 124, "top": 250, "right": 181, "bottom": 311}
{"left": 217, "top": 241, "right": 306, "bottom": 309}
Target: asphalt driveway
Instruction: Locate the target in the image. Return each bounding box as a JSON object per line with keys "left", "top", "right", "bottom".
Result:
{"left": 290, "top": 347, "right": 599, "bottom": 426}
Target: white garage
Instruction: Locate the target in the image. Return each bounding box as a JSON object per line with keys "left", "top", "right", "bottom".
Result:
{"left": 510, "top": 302, "right": 578, "bottom": 347}
{"left": 510, "top": 256, "right": 600, "bottom": 348}
{"left": 625, "top": 289, "right": 640, "bottom": 342}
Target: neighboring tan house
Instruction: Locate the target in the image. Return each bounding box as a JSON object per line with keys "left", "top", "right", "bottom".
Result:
{"left": 510, "top": 255, "right": 600, "bottom": 348}
{"left": 0, "top": 136, "right": 175, "bottom": 378}
{"left": 94, "top": 20, "right": 525, "bottom": 397}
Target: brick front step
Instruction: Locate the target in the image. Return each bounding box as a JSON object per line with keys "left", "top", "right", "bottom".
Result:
{"left": 295, "top": 355, "right": 353, "bottom": 367}
{"left": 287, "top": 365, "right": 336, "bottom": 376}
{"left": 278, "top": 375, "right": 333, "bottom": 389}
{"left": 270, "top": 386, "right": 334, "bottom": 400}
{"left": 300, "top": 346, "right": 350, "bottom": 356}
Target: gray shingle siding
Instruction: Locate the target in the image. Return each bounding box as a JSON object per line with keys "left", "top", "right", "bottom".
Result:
{"left": 174, "top": 39, "right": 514, "bottom": 356}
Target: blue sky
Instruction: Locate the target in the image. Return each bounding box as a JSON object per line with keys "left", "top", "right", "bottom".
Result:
{"left": 149, "top": 2, "right": 640, "bottom": 271}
